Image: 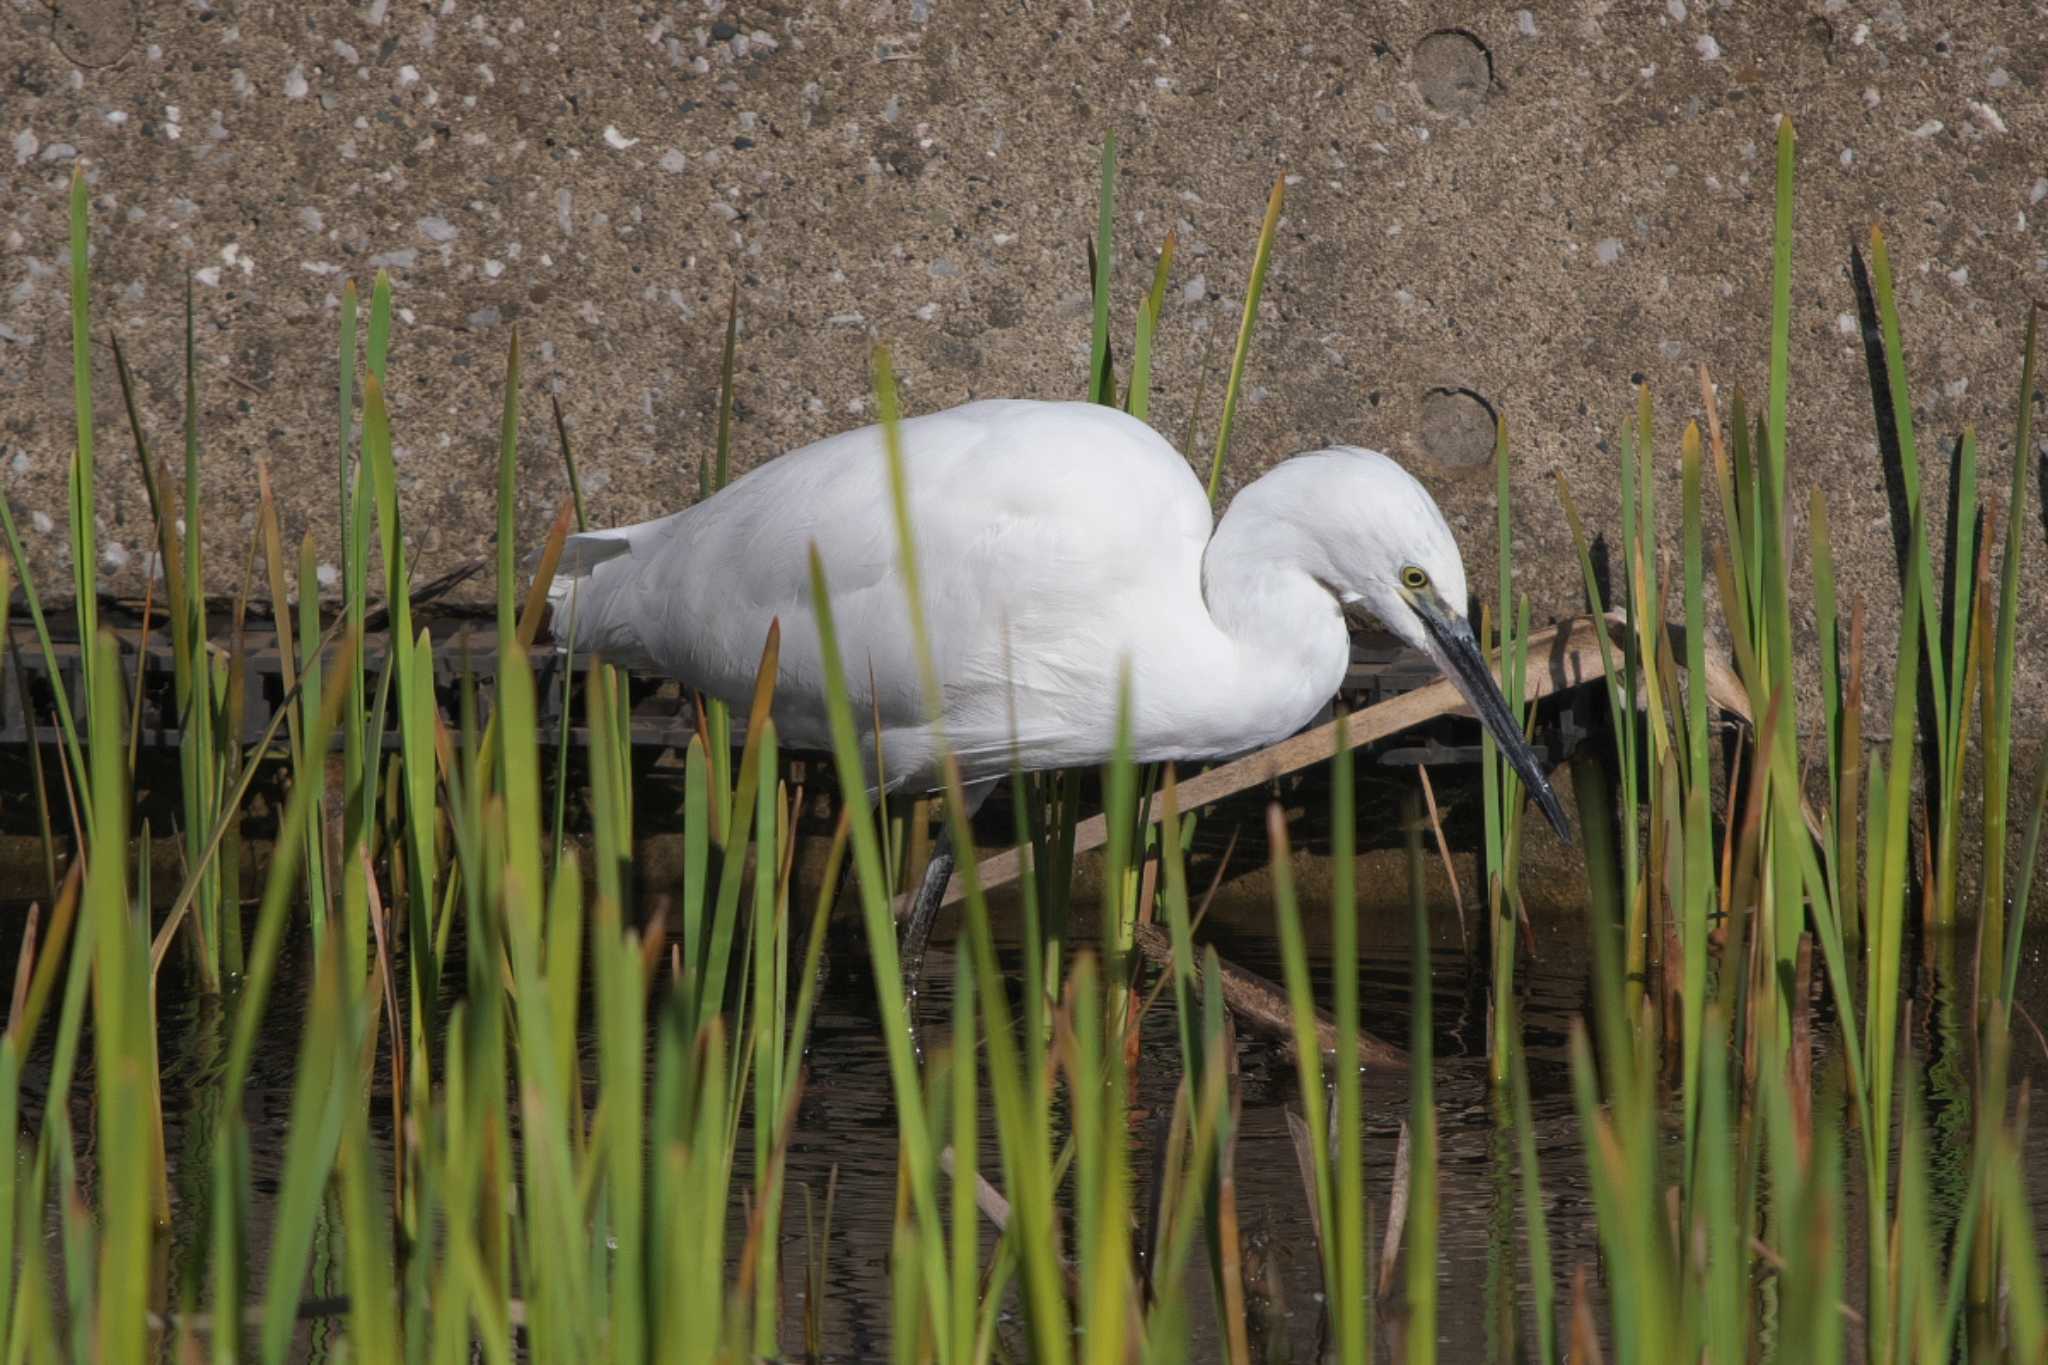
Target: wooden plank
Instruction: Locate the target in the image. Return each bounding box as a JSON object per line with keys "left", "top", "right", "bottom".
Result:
{"left": 931, "top": 612, "right": 1755, "bottom": 910}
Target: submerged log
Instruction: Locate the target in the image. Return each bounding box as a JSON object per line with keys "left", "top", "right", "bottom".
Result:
{"left": 1130, "top": 921, "right": 1407, "bottom": 1069}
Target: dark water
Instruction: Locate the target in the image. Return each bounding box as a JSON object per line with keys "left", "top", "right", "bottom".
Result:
{"left": 6, "top": 882, "right": 2048, "bottom": 1361}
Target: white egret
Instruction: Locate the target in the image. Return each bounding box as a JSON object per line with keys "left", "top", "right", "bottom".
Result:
{"left": 551, "top": 398, "right": 1569, "bottom": 994}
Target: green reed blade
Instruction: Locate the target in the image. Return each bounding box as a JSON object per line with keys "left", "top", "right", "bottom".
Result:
{"left": 0, "top": 496, "right": 91, "bottom": 843}
{"left": 1552, "top": 471, "right": 1638, "bottom": 969}
{"left": 1206, "top": 176, "right": 1283, "bottom": 504}
{"left": 872, "top": 350, "right": 948, "bottom": 747}
{"left": 1866, "top": 227, "right": 1949, "bottom": 755}
{"left": 497, "top": 329, "right": 522, "bottom": 635}
{"left": 700, "top": 288, "right": 743, "bottom": 816}
{"left": 1810, "top": 486, "right": 1840, "bottom": 789}
{"left": 1507, "top": 1031, "right": 1557, "bottom": 1365}
{"left": 826, "top": 338, "right": 1002, "bottom": 1351}
{"left": 1012, "top": 765, "right": 1052, "bottom": 1078}
{"left": 1330, "top": 718, "right": 1369, "bottom": 1365}
{"left": 1089, "top": 133, "right": 1117, "bottom": 407}
{"left": 948, "top": 964, "right": 979, "bottom": 1362}
{"left": 221, "top": 635, "right": 356, "bottom": 1107}
{"left": 1699, "top": 1007, "right": 1747, "bottom": 1360}
{"left": 781, "top": 818, "right": 841, "bottom": 1095}
{"left": 748, "top": 726, "right": 786, "bottom": 1357}
{"left": 85, "top": 631, "right": 147, "bottom": 1365}
{"left": 0, "top": 1037, "right": 18, "bottom": 1354}
{"left": 1866, "top": 509, "right": 1926, "bottom": 1220}
{"left": 679, "top": 736, "right": 711, "bottom": 1019}
{"left": 256, "top": 468, "right": 313, "bottom": 933}
{"left": 296, "top": 536, "right": 334, "bottom": 938}
{"left": 1157, "top": 772, "right": 1203, "bottom": 1092}
{"left": 548, "top": 590, "right": 581, "bottom": 876}
{"left": 342, "top": 283, "right": 372, "bottom": 843}
{"left": 1943, "top": 425, "right": 1980, "bottom": 745}
{"left": 1634, "top": 386, "right": 1659, "bottom": 664}
{"left": 3, "top": 597, "right": 61, "bottom": 910}
{"left": 1733, "top": 392, "right": 1764, "bottom": 649}
{"left": 1404, "top": 790, "right": 1436, "bottom": 1365}
{"left": 1985, "top": 305, "right": 2038, "bottom": 993}
{"left": 543, "top": 850, "right": 587, "bottom": 1146}
{"left": 1101, "top": 669, "right": 1137, "bottom": 987}
{"left": 1553, "top": 474, "right": 1629, "bottom": 728}
{"left": 1485, "top": 413, "right": 1527, "bottom": 1086}
{"left": 1678, "top": 423, "right": 1711, "bottom": 1182}
{"left": 1132, "top": 789, "right": 1212, "bottom": 1325}
{"left": 336, "top": 1031, "right": 400, "bottom": 1365}
{"left": 1993, "top": 1131, "right": 2047, "bottom": 1358}
{"left": 1710, "top": 394, "right": 1756, "bottom": 654}
{"left": 1152, "top": 1014, "right": 1230, "bottom": 1360}
{"left": 258, "top": 949, "right": 352, "bottom": 1365}
{"left": 1071, "top": 953, "right": 1135, "bottom": 1365}
{"left": 182, "top": 271, "right": 208, "bottom": 787}
{"left": 586, "top": 661, "right": 627, "bottom": 912}
{"left": 804, "top": 546, "right": 962, "bottom": 1359}
{"left": 1754, "top": 420, "right": 1806, "bottom": 1021}
{"left": 552, "top": 394, "right": 588, "bottom": 532}
{"left": 67, "top": 171, "right": 97, "bottom": 692}
{"left": 145, "top": 617, "right": 347, "bottom": 977}
{"left": 338, "top": 277, "right": 359, "bottom": 554}
{"left": 1265, "top": 804, "right": 1338, "bottom": 1330}
{"left": 496, "top": 646, "right": 546, "bottom": 962}
{"left": 699, "top": 630, "right": 781, "bottom": 1033}
{"left": 1768, "top": 117, "right": 1794, "bottom": 489}
{"left": 1932, "top": 426, "right": 1982, "bottom": 929}
{"left": 1127, "top": 229, "right": 1176, "bottom": 422}
{"left": 368, "top": 271, "right": 392, "bottom": 381}
{"left": 711, "top": 281, "right": 739, "bottom": 498}
{"left": 590, "top": 828, "right": 648, "bottom": 1364}
{"left": 647, "top": 1002, "right": 686, "bottom": 1349}
{"left": 363, "top": 368, "right": 442, "bottom": 1008}
{"left": 861, "top": 336, "right": 1078, "bottom": 1350}
{"left": 2004, "top": 747, "right": 2048, "bottom": 1008}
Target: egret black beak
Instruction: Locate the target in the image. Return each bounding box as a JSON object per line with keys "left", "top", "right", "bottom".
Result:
{"left": 1407, "top": 589, "right": 1573, "bottom": 844}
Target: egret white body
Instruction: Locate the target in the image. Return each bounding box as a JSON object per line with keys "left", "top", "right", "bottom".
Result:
{"left": 550, "top": 398, "right": 1568, "bottom": 835}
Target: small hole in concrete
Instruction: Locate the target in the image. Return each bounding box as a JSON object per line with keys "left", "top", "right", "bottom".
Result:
{"left": 1418, "top": 387, "right": 1500, "bottom": 469}
{"left": 1413, "top": 29, "right": 1493, "bottom": 115}
{"left": 50, "top": 0, "right": 140, "bottom": 68}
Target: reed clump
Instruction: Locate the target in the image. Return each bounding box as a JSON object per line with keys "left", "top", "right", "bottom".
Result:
{"left": 0, "top": 117, "right": 2043, "bottom": 1364}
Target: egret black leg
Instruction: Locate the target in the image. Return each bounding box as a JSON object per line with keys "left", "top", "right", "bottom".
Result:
{"left": 897, "top": 779, "right": 994, "bottom": 1061}
{"left": 899, "top": 825, "right": 956, "bottom": 1062}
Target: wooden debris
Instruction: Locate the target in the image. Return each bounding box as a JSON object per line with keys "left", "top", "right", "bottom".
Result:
{"left": 1130, "top": 921, "right": 1406, "bottom": 1069}
{"left": 935, "top": 611, "right": 1784, "bottom": 910}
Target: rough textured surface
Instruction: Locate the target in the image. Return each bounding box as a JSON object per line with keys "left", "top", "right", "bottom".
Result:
{"left": 4, "top": 0, "right": 2045, "bottom": 718}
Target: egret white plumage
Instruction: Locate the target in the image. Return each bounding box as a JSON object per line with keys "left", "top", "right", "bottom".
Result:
{"left": 551, "top": 398, "right": 1569, "bottom": 990}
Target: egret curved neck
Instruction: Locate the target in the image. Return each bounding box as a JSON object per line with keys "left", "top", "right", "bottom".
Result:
{"left": 1195, "top": 505, "right": 1353, "bottom": 750}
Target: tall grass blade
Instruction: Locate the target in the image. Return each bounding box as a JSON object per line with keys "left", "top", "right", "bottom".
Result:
{"left": 1206, "top": 176, "right": 1283, "bottom": 504}
{"left": 1089, "top": 133, "right": 1118, "bottom": 407}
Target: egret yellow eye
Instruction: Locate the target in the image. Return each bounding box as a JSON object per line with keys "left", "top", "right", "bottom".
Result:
{"left": 1400, "top": 566, "right": 1430, "bottom": 591}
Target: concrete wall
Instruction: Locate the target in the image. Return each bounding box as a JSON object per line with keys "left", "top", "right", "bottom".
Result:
{"left": 4, "top": 1, "right": 2045, "bottom": 707}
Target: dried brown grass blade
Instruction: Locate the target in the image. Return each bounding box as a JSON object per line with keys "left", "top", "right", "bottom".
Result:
{"left": 1416, "top": 764, "right": 1467, "bottom": 944}
{"left": 1285, "top": 1105, "right": 1328, "bottom": 1263}
{"left": 7, "top": 901, "right": 39, "bottom": 1039}
{"left": 1376, "top": 1117, "right": 1412, "bottom": 1298}
{"left": 1566, "top": 1265, "right": 1606, "bottom": 1365}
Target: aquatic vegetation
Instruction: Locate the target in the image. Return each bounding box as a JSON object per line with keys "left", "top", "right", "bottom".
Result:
{"left": 0, "top": 116, "right": 2042, "bottom": 1362}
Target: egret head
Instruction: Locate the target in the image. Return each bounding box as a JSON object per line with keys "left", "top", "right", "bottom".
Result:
{"left": 1277, "top": 446, "right": 1572, "bottom": 842}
